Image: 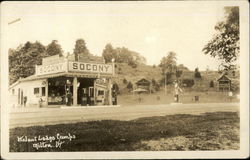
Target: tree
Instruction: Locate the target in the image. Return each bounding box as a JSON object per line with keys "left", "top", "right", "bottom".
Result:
{"left": 128, "top": 60, "right": 137, "bottom": 68}
{"left": 73, "top": 39, "right": 90, "bottom": 61}
{"left": 123, "top": 78, "right": 128, "bottom": 84}
{"left": 102, "top": 43, "right": 117, "bottom": 63}
{"left": 102, "top": 44, "right": 146, "bottom": 66}
{"left": 9, "top": 41, "right": 46, "bottom": 84}
{"left": 46, "top": 40, "right": 63, "bottom": 57}
{"left": 152, "top": 79, "right": 157, "bottom": 86}
{"left": 177, "top": 64, "right": 189, "bottom": 71}
{"left": 159, "top": 52, "right": 177, "bottom": 85}
{"left": 159, "top": 51, "right": 177, "bottom": 74}
{"left": 182, "top": 79, "right": 195, "bottom": 88}
{"left": 176, "top": 69, "right": 183, "bottom": 79}
{"left": 151, "top": 79, "right": 160, "bottom": 91}
{"left": 202, "top": 7, "right": 239, "bottom": 70}
{"left": 127, "top": 81, "right": 133, "bottom": 91}
{"left": 194, "top": 67, "right": 202, "bottom": 79}
{"left": 116, "top": 47, "right": 133, "bottom": 63}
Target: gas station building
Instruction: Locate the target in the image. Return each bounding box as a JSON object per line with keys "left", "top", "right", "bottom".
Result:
{"left": 9, "top": 54, "right": 116, "bottom": 108}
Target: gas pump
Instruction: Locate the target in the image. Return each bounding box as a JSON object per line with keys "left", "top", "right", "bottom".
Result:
{"left": 81, "top": 88, "right": 87, "bottom": 106}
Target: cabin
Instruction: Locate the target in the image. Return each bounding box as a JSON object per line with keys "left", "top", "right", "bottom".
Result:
{"left": 135, "top": 78, "right": 151, "bottom": 93}
{"left": 217, "top": 74, "right": 231, "bottom": 92}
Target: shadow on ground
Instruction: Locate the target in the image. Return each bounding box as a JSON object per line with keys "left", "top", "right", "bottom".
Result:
{"left": 10, "top": 112, "right": 239, "bottom": 152}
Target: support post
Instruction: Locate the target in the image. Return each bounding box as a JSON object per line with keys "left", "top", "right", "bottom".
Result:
{"left": 108, "top": 78, "right": 112, "bottom": 105}
{"left": 73, "top": 77, "right": 78, "bottom": 106}
{"left": 165, "top": 72, "right": 167, "bottom": 95}
{"left": 45, "top": 79, "right": 48, "bottom": 106}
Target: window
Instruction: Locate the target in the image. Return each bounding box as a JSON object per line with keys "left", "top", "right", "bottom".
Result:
{"left": 18, "top": 89, "right": 20, "bottom": 104}
{"left": 42, "top": 87, "right": 45, "bottom": 96}
{"left": 34, "top": 88, "right": 39, "bottom": 94}
{"left": 12, "top": 89, "right": 15, "bottom": 95}
{"left": 98, "top": 90, "right": 104, "bottom": 95}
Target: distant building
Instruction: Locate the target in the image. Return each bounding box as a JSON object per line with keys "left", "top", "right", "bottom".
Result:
{"left": 135, "top": 78, "right": 151, "bottom": 93}
{"left": 217, "top": 74, "right": 231, "bottom": 92}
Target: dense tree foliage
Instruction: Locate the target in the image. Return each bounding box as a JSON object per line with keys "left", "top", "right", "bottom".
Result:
{"left": 159, "top": 51, "right": 177, "bottom": 74}
{"left": 46, "top": 40, "right": 63, "bottom": 57}
{"left": 159, "top": 52, "right": 178, "bottom": 85}
{"left": 151, "top": 79, "right": 160, "bottom": 91}
{"left": 102, "top": 43, "right": 118, "bottom": 63}
{"left": 194, "top": 67, "right": 202, "bottom": 79}
{"left": 73, "top": 39, "right": 90, "bottom": 61}
{"left": 202, "top": 7, "right": 239, "bottom": 70}
{"left": 175, "top": 69, "right": 183, "bottom": 79}
{"left": 9, "top": 41, "right": 46, "bottom": 84}
{"left": 102, "top": 43, "right": 146, "bottom": 67}
{"left": 177, "top": 64, "right": 189, "bottom": 71}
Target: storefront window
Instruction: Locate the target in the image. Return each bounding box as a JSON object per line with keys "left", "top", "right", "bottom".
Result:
{"left": 42, "top": 87, "right": 45, "bottom": 96}
{"left": 34, "top": 88, "right": 39, "bottom": 95}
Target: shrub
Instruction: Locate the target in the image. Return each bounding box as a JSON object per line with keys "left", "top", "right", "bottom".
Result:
{"left": 182, "top": 79, "right": 194, "bottom": 87}
{"left": 127, "top": 81, "right": 133, "bottom": 91}
{"left": 123, "top": 78, "right": 128, "bottom": 84}
{"left": 128, "top": 61, "right": 137, "bottom": 68}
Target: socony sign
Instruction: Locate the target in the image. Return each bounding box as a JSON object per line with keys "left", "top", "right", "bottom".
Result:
{"left": 68, "top": 62, "right": 113, "bottom": 74}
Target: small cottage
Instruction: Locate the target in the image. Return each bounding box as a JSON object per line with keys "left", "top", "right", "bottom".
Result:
{"left": 135, "top": 78, "right": 151, "bottom": 93}
{"left": 217, "top": 74, "right": 231, "bottom": 91}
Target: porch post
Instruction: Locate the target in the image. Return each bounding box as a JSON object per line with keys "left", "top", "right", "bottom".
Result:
{"left": 108, "top": 78, "right": 112, "bottom": 105}
{"left": 45, "top": 79, "right": 48, "bottom": 106}
{"left": 73, "top": 77, "right": 78, "bottom": 106}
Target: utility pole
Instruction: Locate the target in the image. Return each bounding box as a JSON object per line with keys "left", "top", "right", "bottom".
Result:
{"left": 164, "top": 71, "right": 167, "bottom": 95}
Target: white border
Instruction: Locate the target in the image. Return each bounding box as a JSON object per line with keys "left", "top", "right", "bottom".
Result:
{"left": 1, "top": 1, "right": 249, "bottom": 159}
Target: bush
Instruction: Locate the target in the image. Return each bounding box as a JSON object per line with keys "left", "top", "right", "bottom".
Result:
{"left": 231, "top": 80, "right": 240, "bottom": 93}
{"left": 128, "top": 61, "right": 137, "bottom": 68}
{"left": 123, "top": 78, "right": 128, "bottom": 84}
{"left": 127, "top": 81, "right": 133, "bottom": 91}
{"left": 182, "top": 79, "right": 194, "bottom": 87}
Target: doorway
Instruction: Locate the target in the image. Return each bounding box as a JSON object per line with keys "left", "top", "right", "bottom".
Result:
{"left": 77, "top": 78, "right": 95, "bottom": 105}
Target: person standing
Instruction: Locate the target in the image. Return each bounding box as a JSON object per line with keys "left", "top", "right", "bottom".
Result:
{"left": 23, "top": 96, "right": 27, "bottom": 107}
{"left": 174, "top": 81, "right": 183, "bottom": 103}
{"left": 228, "top": 91, "right": 233, "bottom": 102}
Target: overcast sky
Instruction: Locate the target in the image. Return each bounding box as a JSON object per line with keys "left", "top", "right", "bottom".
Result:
{"left": 1, "top": 1, "right": 233, "bottom": 71}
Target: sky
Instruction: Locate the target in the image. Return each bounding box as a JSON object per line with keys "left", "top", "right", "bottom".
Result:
{"left": 1, "top": 1, "right": 230, "bottom": 71}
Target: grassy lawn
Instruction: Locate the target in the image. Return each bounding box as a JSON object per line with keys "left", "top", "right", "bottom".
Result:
{"left": 10, "top": 111, "right": 239, "bottom": 152}
{"left": 118, "top": 91, "right": 239, "bottom": 106}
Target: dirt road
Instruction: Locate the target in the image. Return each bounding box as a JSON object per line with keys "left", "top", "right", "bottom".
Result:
{"left": 9, "top": 103, "right": 239, "bottom": 128}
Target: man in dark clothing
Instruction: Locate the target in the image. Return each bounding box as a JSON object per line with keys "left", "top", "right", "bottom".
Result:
{"left": 23, "top": 96, "right": 27, "bottom": 107}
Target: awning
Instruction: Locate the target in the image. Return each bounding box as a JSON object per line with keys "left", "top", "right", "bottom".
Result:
{"left": 18, "top": 72, "right": 114, "bottom": 82}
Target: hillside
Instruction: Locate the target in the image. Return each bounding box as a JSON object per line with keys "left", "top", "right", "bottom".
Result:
{"left": 113, "top": 63, "right": 239, "bottom": 94}
{"left": 113, "top": 63, "right": 162, "bottom": 93}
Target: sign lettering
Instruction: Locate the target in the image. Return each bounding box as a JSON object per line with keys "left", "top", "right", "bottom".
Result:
{"left": 68, "top": 62, "right": 113, "bottom": 74}
{"left": 36, "top": 62, "right": 66, "bottom": 76}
